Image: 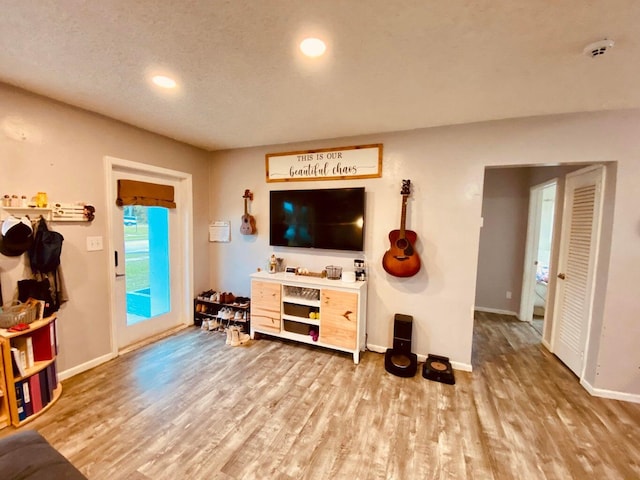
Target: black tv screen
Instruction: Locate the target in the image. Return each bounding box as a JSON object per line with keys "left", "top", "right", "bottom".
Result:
{"left": 269, "top": 187, "right": 365, "bottom": 251}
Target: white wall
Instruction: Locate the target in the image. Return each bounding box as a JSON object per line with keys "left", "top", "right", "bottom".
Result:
{"left": 0, "top": 83, "right": 211, "bottom": 374}
{"left": 209, "top": 109, "right": 640, "bottom": 398}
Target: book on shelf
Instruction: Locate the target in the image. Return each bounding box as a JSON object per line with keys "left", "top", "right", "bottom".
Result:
{"left": 29, "top": 374, "right": 43, "bottom": 413}
{"left": 47, "top": 362, "right": 58, "bottom": 394}
{"left": 21, "top": 380, "right": 33, "bottom": 418}
{"left": 27, "top": 336, "right": 34, "bottom": 367}
{"left": 53, "top": 320, "right": 58, "bottom": 353}
{"left": 12, "top": 336, "right": 34, "bottom": 369}
{"left": 39, "top": 368, "right": 51, "bottom": 405}
{"left": 11, "top": 347, "right": 26, "bottom": 377}
{"left": 14, "top": 383, "right": 26, "bottom": 422}
{"left": 32, "top": 324, "right": 55, "bottom": 361}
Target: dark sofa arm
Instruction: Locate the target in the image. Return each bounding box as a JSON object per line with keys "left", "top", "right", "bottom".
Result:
{"left": 0, "top": 429, "right": 87, "bottom": 480}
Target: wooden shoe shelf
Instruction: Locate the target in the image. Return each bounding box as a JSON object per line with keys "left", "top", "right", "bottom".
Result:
{"left": 193, "top": 294, "right": 250, "bottom": 329}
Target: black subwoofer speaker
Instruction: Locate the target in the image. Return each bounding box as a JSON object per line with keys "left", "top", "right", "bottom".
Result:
{"left": 385, "top": 314, "right": 418, "bottom": 377}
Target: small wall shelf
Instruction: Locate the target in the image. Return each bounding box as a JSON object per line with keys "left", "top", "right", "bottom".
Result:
{"left": 1, "top": 207, "right": 52, "bottom": 221}
{"left": 1, "top": 205, "right": 94, "bottom": 223}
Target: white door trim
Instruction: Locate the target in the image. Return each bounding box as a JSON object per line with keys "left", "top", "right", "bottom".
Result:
{"left": 104, "top": 156, "right": 194, "bottom": 356}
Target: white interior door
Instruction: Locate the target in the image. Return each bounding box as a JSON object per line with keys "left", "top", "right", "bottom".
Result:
{"left": 551, "top": 165, "right": 605, "bottom": 377}
{"left": 520, "top": 183, "right": 545, "bottom": 322}
{"left": 107, "top": 158, "right": 192, "bottom": 351}
{"left": 519, "top": 180, "right": 556, "bottom": 324}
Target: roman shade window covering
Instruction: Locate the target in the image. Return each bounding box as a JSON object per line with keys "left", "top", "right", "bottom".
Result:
{"left": 116, "top": 180, "right": 176, "bottom": 208}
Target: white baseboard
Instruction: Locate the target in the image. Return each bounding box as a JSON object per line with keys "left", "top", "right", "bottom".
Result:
{"left": 58, "top": 351, "right": 116, "bottom": 381}
{"left": 580, "top": 378, "right": 640, "bottom": 404}
{"left": 366, "top": 344, "right": 472, "bottom": 372}
{"left": 450, "top": 361, "right": 473, "bottom": 372}
{"left": 474, "top": 306, "right": 519, "bottom": 317}
{"left": 366, "top": 344, "right": 386, "bottom": 354}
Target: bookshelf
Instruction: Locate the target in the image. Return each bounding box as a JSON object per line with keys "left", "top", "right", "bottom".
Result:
{"left": 0, "top": 344, "right": 8, "bottom": 429}
{"left": 0, "top": 315, "right": 61, "bottom": 427}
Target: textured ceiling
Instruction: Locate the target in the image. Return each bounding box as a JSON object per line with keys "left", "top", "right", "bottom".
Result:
{"left": 1, "top": 1, "right": 639, "bottom": 151}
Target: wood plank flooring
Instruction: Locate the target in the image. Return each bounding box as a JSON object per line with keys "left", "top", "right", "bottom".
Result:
{"left": 3, "top": 311, "right": 640, "bottom": 479}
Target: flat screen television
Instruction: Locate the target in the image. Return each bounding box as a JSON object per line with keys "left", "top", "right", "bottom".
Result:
{"left": 269, "top": 187, "right": 365, "bottom": 251}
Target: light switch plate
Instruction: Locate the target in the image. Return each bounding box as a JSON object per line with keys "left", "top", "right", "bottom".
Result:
{"left": 86, "top": 236, "right": 103, "bottom": 251}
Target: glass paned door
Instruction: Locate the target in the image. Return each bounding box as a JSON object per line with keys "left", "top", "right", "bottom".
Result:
{"left": 111, "top": 165, "right": 185, "bottom": 351}
{"left": 124, "top": 206, "right": 170, "bottom": 325}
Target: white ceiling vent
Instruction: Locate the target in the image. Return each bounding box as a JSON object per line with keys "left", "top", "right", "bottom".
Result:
{"left": 583, "top": 39, "right": 615, "bottom": 58}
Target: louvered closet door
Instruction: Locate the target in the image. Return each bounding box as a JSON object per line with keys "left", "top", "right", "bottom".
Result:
{"left": 552, "top": 165, "right": 605, "bottom": 377}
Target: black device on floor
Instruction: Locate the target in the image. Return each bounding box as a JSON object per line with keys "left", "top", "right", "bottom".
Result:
{"left": 422, "top": 354, "right": 455, "bottom": 385}
{"left": 384, "top": 313, "right": 418, "bottom": 377}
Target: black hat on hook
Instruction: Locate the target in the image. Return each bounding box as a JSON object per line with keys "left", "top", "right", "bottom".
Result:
{"left": 0, "top": 216, "right": 33, "bottom": 256}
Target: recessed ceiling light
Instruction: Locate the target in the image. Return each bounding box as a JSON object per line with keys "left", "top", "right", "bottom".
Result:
{"left": 152, "top": 75, "right": 177, "bottom": 89}
{"left": 300, "top": 38, "right": 326, "bottom": 58}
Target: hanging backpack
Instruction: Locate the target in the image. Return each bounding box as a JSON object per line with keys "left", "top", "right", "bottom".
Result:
{"left": 29, "top": 217, "right": 64, "bottom": 274}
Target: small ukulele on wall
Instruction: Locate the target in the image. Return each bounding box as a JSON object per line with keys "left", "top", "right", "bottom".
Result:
{"left": 382, "top": 179, "right": 421, "bottom": 277}
{"left": 240, "top": 189, "right": 256, "bottom": 235}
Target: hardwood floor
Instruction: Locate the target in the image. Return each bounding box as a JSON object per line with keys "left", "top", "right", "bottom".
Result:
{"left": 4, "top": 312, "right": 640, "bottom": 479}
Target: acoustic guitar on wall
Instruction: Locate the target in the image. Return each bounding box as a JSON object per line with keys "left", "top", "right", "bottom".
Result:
{"left": 240, "top": 189, "right": 256, "bottom": 235}
{"left": 382, "top": 179, "right": 421, "bottom": 277}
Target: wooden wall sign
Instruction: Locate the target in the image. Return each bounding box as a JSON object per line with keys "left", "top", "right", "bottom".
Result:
{"left": 266, "top": 144, "right": 382, "bottom": 183}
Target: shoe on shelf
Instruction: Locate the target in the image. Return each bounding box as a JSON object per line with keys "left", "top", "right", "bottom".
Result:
{"left": 201, "top": 319, "right": 209, "bottom": 330}
{"left": 208, "top": 319, "right": 220, "bottom": 331}
{"left": 234, "top": 310, "right": 243, "bottom": 320}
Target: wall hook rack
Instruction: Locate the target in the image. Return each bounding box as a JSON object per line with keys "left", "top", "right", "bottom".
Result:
{"left": 1, "top": 203, "right": 96, "bottom": 223}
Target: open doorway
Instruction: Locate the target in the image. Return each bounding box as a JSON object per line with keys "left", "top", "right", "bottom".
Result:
{"left": 473, "top": 163, "right": 616, "bottom": 399}
{"left": 474, "top": 165, "right": 584, "bottom": 350}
